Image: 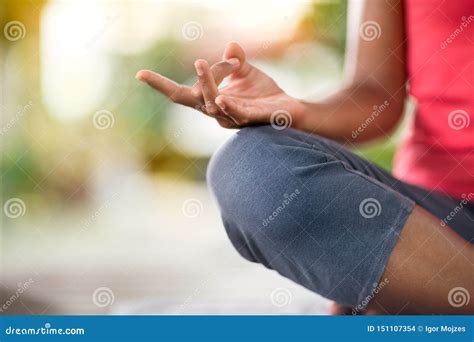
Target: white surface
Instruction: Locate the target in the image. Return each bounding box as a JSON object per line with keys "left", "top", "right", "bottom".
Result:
{"left": 2, "top": 176, "right": 329, "bottom": 315}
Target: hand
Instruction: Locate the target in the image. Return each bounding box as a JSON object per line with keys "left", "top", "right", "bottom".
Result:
{"left": 136, "top": 42, "right": 302, "bottom": 129}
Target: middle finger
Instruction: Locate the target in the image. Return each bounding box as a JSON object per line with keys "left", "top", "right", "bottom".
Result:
{"left": 194, "top": 59, "right": 223, "bottom": 117}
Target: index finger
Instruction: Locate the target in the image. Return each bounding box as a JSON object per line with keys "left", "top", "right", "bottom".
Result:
{"left": 191, "top": 58, "right": 240, "bottom": 98}
{"left": 136, "top": 70, "right": 197, "bottom": 107}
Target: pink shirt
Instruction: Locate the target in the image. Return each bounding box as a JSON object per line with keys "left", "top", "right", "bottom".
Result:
{"left": 394, "top": 0, "right": 474, "bottom": 200}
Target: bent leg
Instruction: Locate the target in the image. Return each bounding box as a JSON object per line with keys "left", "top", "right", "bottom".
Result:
{"left": 207, "top": 125, "right": 473, "bottom": 313}
{"left": 368, "top": 205, "right": 474, "bottom": 314}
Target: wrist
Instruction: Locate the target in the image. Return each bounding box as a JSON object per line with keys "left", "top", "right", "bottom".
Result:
{"left": 288, "top": 97, "right": 309, "bottom": 129}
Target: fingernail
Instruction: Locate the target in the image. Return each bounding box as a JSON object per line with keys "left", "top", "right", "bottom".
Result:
{"left": 226, "top": 58, "right": 239, "bottom": 66}
{"left": 216, "top": 98, "right": 226, "bottom": 110}
{"left": 135, "top": 71, "right": 146, "bottom": 81}
{"left": 194, "top": 62, "right": 204, "bottom": 76}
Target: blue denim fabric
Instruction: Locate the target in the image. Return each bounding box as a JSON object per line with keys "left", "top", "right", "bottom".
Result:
{"left": 207, "top": 126, "right": 474, "bottom": 307}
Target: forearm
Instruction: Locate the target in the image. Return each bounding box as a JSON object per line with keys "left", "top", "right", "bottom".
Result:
{"left": 292, "top": 83, "right": 405, "bottom": 144}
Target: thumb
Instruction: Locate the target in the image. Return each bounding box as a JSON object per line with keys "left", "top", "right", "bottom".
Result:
{"left": 223, "top": 41, "right": 246, "bottom": 64}
{"left": 223, "top": 41, "right": 251, "bottom": 77}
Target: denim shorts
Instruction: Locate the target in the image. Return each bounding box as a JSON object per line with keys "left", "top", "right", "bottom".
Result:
{"left": 207, "top": 126, "right": 474, "bottom": 307}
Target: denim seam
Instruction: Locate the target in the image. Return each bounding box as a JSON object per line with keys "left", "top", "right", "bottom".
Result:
{"left": 268, "top": 142, "right": 331, "bottom": 164}
{"left": 263, "top": 145, "right": 416, "bottom": 307}
{"left": 241, "top": 128, "right": 417, "bottom": 307}
{"left": 340, "top": 159, "right": 415, "bottom": 199}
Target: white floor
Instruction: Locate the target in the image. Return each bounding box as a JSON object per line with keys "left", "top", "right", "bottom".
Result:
{"left": 2, "top": 176, "right": 329, "bottom": 315}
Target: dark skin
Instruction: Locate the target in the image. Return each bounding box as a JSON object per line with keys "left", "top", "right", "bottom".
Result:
{"left": 136, "top": 0, "right": 474, "bottom": 314}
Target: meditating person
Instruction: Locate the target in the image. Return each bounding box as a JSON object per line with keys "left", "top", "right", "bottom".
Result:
{"left": 136, "top": 0, "right": 473, "bottom": 314}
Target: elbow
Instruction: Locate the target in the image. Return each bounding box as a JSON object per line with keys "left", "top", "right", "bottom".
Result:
{"left": 382, "top": 100, "right": 405, "bottom": 134}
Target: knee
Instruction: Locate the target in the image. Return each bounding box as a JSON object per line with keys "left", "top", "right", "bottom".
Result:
{"left": 206, "top": 126, "right": 322, "bottom": 252}
{"left": 208, "top": 126, "right": 274, "bottom": 197}
{"left": 207, "top": 125, "right": 327, "bottom": 214}
{"left": 206, "top": 127, "right": 409, "bottom": 307}
{"left": 207, "top": 126, "right": 300, "bottom": 219}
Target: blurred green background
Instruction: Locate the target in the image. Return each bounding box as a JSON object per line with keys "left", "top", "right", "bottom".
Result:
{"left": 1, "top": 0, "right": 396, "bottom": 207}
{"left": 1, "top": 0, "right": 400, "bottom": 314}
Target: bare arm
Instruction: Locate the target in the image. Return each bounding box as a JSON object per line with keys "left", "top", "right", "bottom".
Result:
{"left": 137, "top": 0, "right": 407, "bottom": 143}
{"left": 294, "top": 0, "right": 407, "bottom": 143}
